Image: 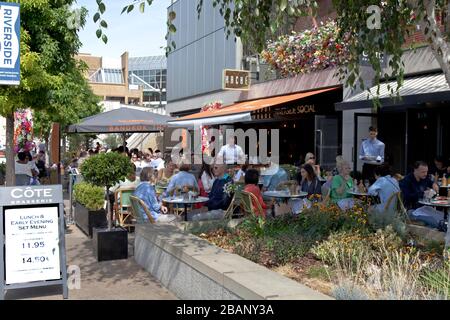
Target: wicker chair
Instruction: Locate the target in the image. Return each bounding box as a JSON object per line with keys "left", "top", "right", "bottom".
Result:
{"left": 383, "top": 191, "right": 408, "bottom": 220}
{"left": 114, "top": 187, "right": 136, "bottom": 231}
{"left": 129, "top": 195, "right": 156, "bottom": 224}
{"left": 240, "top": 190, "right": 264, "bottom": 217}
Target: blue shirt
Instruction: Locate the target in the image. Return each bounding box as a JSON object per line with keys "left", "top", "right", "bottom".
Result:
{"left": 368, "top": 175, "right": 400, "bottom": 211}
{"left": 133, "top": 182, "right": 161, "bottom": 221}
{"left": 399, "top": 173, "right": 434, "bottom": 209}
{"left": 207, "top": 175, "right": 232, "bottom": 210}
{"left": 265, "top": 168, "right": 288, "bottom": 191}
{"left": 359, "top": 138, "right": 385, "bottom": 162}
{"left": 164, "top": 171, "right": 199, "bottom": 197}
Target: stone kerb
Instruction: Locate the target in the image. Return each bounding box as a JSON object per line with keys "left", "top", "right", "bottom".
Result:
{"left": 134, "top": 223, "right": 332, "bottom": 300}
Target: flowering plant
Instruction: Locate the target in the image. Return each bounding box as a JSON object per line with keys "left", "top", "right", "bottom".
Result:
{"left": 13, "top": 109, "right": 34, "bottom": 154}
{"left": 223, "top": 181, "right": 237, "bottom": 196}
{"left": 261, "top": 20, "right": 351, "bottom": 77}
{"left": 200, "top": 101, "right": 223, "bottom": 154}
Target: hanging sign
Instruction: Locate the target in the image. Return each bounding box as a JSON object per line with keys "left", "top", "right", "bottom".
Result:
{"left": 0, "top": 185, "right": 68, "bottom": 300}
{"left": 222, "top": 69, "right": 250, "bottom": 90}
{"left": 0, "top": 2, "right": 20, "bottom": 85}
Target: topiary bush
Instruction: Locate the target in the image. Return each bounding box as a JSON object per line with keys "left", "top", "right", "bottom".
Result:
{"left": 80, "top": 152, "right": 133, "bottom": 188}
{"left": 80, "top": 152, "right": 133, "bottom": 229}
{"left": 73, "top": 182, "right": 104, "bottom": 211}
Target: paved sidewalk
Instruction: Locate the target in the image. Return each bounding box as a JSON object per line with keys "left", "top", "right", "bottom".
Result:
{"left": 5, "top": 225, "right": 177, "bottom": 300}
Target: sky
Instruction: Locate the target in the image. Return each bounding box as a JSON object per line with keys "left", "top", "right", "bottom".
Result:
{"left": 76, "top": 0, "right": 171, "bottom": 58}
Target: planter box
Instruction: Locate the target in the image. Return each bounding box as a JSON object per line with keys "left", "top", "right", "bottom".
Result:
{"left": 93, "top": 227, "right": 128, "bottom": 262}
{"left": 74, "top": 201, "right": 107, "bottom": 237}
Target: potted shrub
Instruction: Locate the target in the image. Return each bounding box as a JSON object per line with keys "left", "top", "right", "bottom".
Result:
{"left": 80, "top": 152, "right": 133, "bottom": 261}
{"left": 73, "top": 182, "right": 107, "bottom": 237}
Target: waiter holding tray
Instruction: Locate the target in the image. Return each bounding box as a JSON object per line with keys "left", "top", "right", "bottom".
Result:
{"left": 360, "top": 126, "right": 385, "bottom": 184}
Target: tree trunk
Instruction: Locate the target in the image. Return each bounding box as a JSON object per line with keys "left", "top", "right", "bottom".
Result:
{"left": 414, "top": 0, "right": 450, "bottom": 251}
{"left": 5, "top": 113, "right": 15, "bottom": 186}
{"left": 418, "top": 0, "right": 450, "bottom": 86}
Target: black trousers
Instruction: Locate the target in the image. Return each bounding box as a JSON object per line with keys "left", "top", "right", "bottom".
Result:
{"left": 362, "top": 163, "right": 379, "bottom": 185}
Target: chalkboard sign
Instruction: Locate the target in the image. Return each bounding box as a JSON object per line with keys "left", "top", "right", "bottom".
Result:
{"left": 0, "top": 185, "right": 68, "bottom": 300}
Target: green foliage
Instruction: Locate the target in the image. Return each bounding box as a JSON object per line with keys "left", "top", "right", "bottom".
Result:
{"left": 80, "top": 152, "right": 133, "bottom": 188}
{"left": 311, "top": 231, "right": 372, "bottom": 268}
{"left": 421, "top": 260, "right": 450, "bottom": 299}
{"left": 367, "top": 207, "right": 407, "bottom": 238}
{"left": 73, "top": 182, "right": 105, "bottom": 211}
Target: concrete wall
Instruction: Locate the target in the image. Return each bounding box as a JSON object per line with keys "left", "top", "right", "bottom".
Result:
{"left": 134, "top": 223, "right": 332, "bottom": 300}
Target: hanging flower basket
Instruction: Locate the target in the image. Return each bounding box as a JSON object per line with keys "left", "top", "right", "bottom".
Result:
{"left": 261, "top": 20, "right": 351, "bottom": 77}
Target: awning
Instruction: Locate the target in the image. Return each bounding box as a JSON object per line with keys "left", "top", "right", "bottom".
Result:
{"left": 67, "top": 106, "right": 174, "bottom": 133}
{"left": 168, "top": 86, "right": 340, "bottom": 126}
{"left": 168, "top": 113, "right": 252, "bottom": 127}
{"left": 335, "top": 73, "right": 450, "bottom": 110}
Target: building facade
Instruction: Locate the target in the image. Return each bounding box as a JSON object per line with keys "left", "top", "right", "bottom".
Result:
{"left": 129, "top": 56, "right": 167, "bottom": 115}
{"left": 77, "top": 52, "right": 144, "bottom": 109}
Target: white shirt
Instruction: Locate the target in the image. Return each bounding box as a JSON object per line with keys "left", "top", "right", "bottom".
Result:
{"left": 217, "top": 144, "right": 245, "bottom": 164}
{"left": 201, "top": 171, "right": 215, "bottom": 193}
{"left": 234, "top": 169, "right": 245, "bottom": 182}
{"left": 150, "top": 158, "right": 164, "bottom": 170}
{"left": 15, "top": 162, "right": 32, "bottom": 176}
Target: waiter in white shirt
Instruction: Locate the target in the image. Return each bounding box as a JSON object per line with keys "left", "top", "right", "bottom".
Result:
{"left": 360, "top": 126, "right": 385, "bottom": 184}
{"left": 217, "top": 136, "right": 245, "bottom": 165}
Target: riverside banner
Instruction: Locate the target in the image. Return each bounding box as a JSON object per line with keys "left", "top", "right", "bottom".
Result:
{"left": 0, "top": 2, "right": 20, "bottom": 85}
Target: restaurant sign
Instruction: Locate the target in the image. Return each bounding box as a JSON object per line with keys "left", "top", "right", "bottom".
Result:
{"left": 223, "top": 69, "right": 250, "bottom": 91}
{"left": 274, "top": 104, "right": 316, "bottom": 117}
{"left": 0, "top": 185, "right": 68, "bottom": 299}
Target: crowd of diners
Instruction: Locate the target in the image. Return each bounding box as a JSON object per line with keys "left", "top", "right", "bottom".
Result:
{"left": 70, "top": 128, "right": 450, "bottom": 229}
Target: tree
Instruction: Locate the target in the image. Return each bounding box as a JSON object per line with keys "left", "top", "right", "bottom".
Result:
{"left": 94, "top": 0, "right": 450, "bottom": 98}
{"left": 0, "top": 0, "right": 98, "bottom": 185}
{"left": 33, "top": 60, "right": 101, "bottom": 156}
{"left": 80, "top": 152, "right": 133, "bottom": 230}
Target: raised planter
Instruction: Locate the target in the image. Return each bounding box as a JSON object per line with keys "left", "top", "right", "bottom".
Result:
{"left": 134, "top": 222, "right": 332, "bottom": 300}
{"left": 93, "top": 227, "right": 128, "bottom": 262}
{"left": 74, "top": 201, "right": 107, "bottom": 237}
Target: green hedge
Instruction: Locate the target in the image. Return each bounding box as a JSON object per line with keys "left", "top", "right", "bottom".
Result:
{"left": 73, "top": 182, "right": 105, "bottom": 211}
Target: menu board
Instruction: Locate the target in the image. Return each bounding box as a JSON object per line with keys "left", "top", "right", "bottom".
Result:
{"left": 4, "top": 206, "right": 61, "bottom": 284}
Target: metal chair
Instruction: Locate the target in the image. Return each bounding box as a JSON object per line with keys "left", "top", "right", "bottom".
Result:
{"left": 384, "top": 191, "right": 408, "bottom": 220}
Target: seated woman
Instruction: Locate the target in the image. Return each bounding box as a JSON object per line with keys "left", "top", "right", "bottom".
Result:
{"left": 133, "top": 167, "right": 176, "bottom": 223}
{"left": 368, "top": 164, "right": 400, "bottom": 213}
{"left": 243, "top": 169, "right": 267, "bottom": 218}
{"left": 299, "top": 164, "right": 322, "bottom": 197}
{"left": 304, "top": 152, "right": 321, "bottom": 178}
{"left": 330, "top": 160, "right": 354, "bottom": 210}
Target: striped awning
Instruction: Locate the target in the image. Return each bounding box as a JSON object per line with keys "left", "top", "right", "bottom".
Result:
{"left": 335, "top": 73, "right": 450, "bottom": 110}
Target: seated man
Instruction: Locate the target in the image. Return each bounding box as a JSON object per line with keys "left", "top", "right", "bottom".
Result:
{"left": 260, "top": 162, "right": 288, "bottom": 191}
{"left": 400, "top": 161, "right": 439, "bottom": 210}
{"left": 368, "top": 164, "right": 400, "bottom": 212}
{"left": 207, "top": 164, "right": 233, "bottom": 211}
{"left": 163, "top": 162, "right": 199, "bottom": 197}
{"left": 400, "top": 161, "right": 441, "bottom": 228}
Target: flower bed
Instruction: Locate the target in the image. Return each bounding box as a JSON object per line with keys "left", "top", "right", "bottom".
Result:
{"left": 193, "top": 203, "right": 449, "bottom": 299}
